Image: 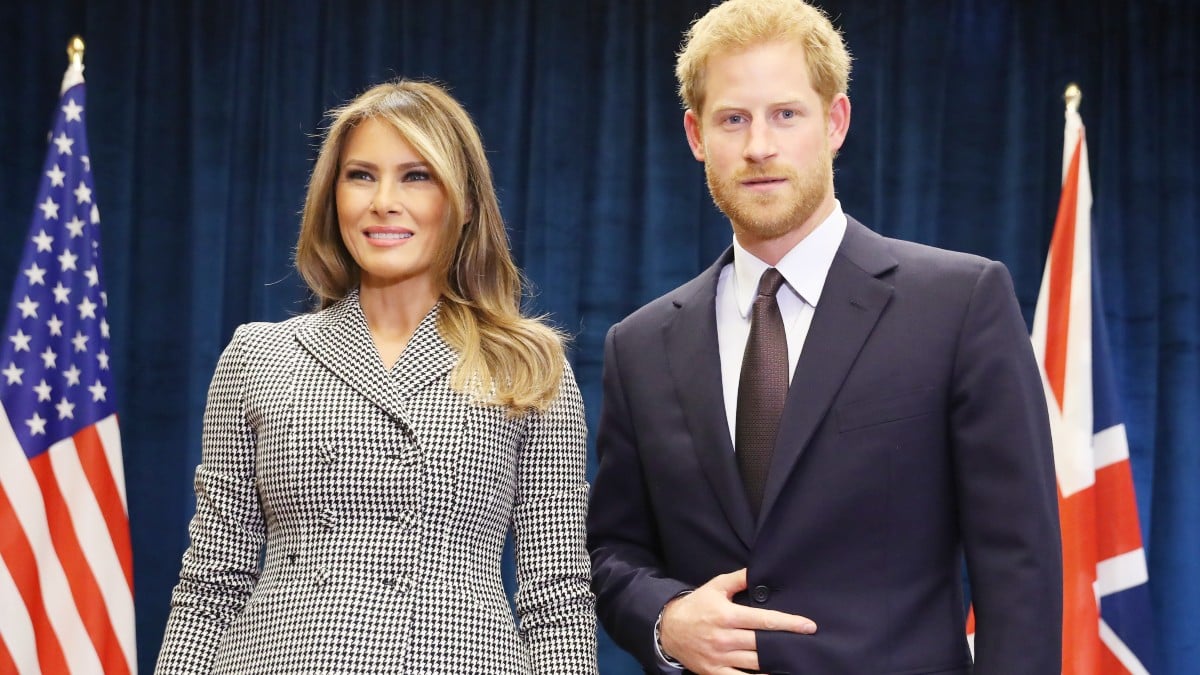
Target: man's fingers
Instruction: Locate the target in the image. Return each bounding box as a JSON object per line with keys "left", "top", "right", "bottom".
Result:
{"left": 665, "top": 571, "right": 815, "bottom": 674}
{"left": 711, "top": 627, "right": 758, "bottom": 652}
{"left": 723, "top": 648, "right": 761, "bottom": 671}
{"left": 730, "top": 605, "right": 817, "bottom": 634}
{"left": 710, "top": 567, "right": 748, "bottom": 596}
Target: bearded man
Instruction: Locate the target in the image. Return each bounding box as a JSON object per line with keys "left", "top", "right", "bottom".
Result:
{"left": 586, "top": 1, "right": 1063, "bottom": 673}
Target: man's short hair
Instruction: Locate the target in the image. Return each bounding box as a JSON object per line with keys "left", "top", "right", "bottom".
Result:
{"left": 675, "top": 0, "right": 852, "bottom": 115}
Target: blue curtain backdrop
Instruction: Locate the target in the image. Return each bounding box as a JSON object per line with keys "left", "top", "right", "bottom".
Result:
{"left": 2, "top": 1, "right": 1197, "bottom": 672}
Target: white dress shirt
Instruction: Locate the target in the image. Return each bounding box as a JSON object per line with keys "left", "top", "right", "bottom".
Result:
{"left": 715, "top": 202, "right": 848, "bottom": 446}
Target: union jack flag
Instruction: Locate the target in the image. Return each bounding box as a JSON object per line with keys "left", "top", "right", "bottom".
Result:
{"left": 1030, "top": 91, "right": 1156, "bottom": 674}
{"left": 0, "top": 57, "right": 137, "bottom": 673}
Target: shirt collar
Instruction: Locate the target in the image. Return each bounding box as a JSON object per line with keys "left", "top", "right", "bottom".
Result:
{"left": 732, "top": 200, "right": 848, "bottom": 319}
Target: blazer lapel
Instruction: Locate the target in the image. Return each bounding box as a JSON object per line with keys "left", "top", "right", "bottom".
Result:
{"left": 294, "top": 290, "right": 413, "bottom": 428}
{"left": 757, "top": 219, "right": 898, "bottom": 524}
{"left": 393, "top": 303, "right": 458, "bottom": 401}
{"left": 664, "top": 249, "right": 756, "bottom": 548}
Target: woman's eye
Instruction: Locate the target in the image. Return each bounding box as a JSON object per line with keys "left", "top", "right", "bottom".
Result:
{"left": 404, "top": 170, "right": 432, "bottom": 182}
{"left": 346, "top": 169, "right": 373, "bottom": 181}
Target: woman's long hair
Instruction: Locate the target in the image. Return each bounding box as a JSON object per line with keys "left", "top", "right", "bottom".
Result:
{"left": 295, "top": 80, "right": 566, "bottom": 413}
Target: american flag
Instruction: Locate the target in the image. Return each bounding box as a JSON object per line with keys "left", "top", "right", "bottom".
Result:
{"left": 0, "top": 59, "right": 137, "bottom": 673}
{"left": 1030, "top": 91, "right": 1156, "bottom": 674}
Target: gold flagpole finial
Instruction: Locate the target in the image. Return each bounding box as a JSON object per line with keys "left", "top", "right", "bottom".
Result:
{"left": 1064, "top": 83, "right": 1082, "bottom": 113}
{"left": 67, "top": 36, "right": 85, "bottom": 66}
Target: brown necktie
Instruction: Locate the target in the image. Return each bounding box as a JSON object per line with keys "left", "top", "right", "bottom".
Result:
{"left": 736, "top": 268, "right": 788, "bottom": 518}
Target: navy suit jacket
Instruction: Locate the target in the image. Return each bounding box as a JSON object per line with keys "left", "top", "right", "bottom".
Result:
{"left": 587, "top": 218, "right": 1062, "bottom": 674}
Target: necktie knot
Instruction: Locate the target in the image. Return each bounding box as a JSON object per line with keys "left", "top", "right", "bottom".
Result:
{"left": 756, "top": 268, "right": 786, "bottom": 298}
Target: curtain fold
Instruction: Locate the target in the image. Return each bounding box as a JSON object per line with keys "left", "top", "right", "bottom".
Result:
{"left": 1, "top": 1, "right": 1196, "bottom": 672}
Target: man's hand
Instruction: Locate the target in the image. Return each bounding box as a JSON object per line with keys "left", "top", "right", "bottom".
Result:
{"left": 660, "top": 568, "right": 816, "bottom": 675}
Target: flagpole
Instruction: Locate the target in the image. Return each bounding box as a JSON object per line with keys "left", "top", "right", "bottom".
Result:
{"left": 1064, "top": 83, "right": 1081, "bottom": 113}
{"left": 61, "top": 36, "right": 86, "bottom": 94}
{"left": 68, "top": 35, "right": 85, "bottom": 66}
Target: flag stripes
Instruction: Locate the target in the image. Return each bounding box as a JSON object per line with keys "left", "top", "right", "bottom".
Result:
{"left": 1043, "top": 134, "right": 1084, "bottom": 410}
{"left": 71, "top": 422, "right": 134, "bottom": 590}
{"left": 0, "top": 469, "right": 75, "bottom": 675}
{"left": 1, "top": 411, "right": 133, "bottom": 674}
{"left": 0, "top": 625, "right": 21, "bottom": 675}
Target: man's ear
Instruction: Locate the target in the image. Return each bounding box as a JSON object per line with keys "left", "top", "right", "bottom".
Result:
{"left": 683, "top": 109, "right": 706, "bottom": 162}
{"left": 827, "top": 94, "right": 851, "bottom": 154}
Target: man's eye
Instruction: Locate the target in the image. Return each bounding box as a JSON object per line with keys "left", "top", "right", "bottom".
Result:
{"left": 779, "top": 110, "right": 796, "bottom": 120}
{"left": 725, "top": 114, "right": 745, "bottom": 125}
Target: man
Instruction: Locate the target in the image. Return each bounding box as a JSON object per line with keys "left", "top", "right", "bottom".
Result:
{"left": 586, "top": 0, "right": 1063, "bottom": 673}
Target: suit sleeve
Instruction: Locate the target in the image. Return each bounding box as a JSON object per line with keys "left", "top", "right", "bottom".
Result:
{"left": 587, "top": 323, "right": 693, "bottom": 670}
{"left": 155, "top": 324, "right": 266, "bottom": 673}
{"left": 512, "top": 361, "right": 599, "bottom": 673}
{"left": 950, "top": 261, "right": 1062, "bottom": 674}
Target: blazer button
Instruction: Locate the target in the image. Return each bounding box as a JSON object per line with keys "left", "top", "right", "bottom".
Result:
{"left": 752, "top": 585, "right": 770, "bottom": 603}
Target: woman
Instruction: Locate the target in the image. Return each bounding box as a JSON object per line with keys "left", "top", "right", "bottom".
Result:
{"left": 155, "top": 80, "right": 597, "bottom": 673}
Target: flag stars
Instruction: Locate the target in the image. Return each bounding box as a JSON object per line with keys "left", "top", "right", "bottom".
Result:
{"left": 32, "top": 230, "right": 54, "bottom": 252}
{"left": 17, "top": 296, "right": 39, "bottom": 319}
{"left": 77, "top": 296, "right": 98, "bottom": 319}
{"left": 25, "top": 412, "right": 47, "bottom": 436}
{"left": 9, "top": 329, "right": 32, "bottom": 352}
{"left": 24, "top": 262, "right": 47, "bottom": 286}
{"left": 72, "top": 331, "right": 90, "bottom": 352}
{"left": 88, "top": 380, "right": 107, "bottom": 402}
{"left": 97, "top": 350, "right": 110, "bottom": 370}
{"left": 66, "top": 216, "right": 86, "bottom": 238}
{"left": 52, "top": 282, "right": 72, "bottom": 304}
{"left": 100, "top": 318, "right": 110, "bottom": 339}
{"left": 38, "top": 197, "right": 60, "bottom": 221}
{"left": 2, "top": 363, "right": 23, "bottom": 385}
{"left": 58, "top": 248, "right": 78, "bottom": 272}
{"left": 40, "top": 346, "right": 58, "bottom": 369}
{"left": 84, "top": 265, "right": 99, "bottom": 287}
{"left": 56, "top": 396, "right": 76, "bottom": 420}
{"left": 90, "top": 204, "right": 100, "bottom": 224}
{"left": 74, "top": 182, "right": 92, "bottom": 204}
{"left": 53, "top": 132, "right": 74, "bottom": 155}
{"left": 63, "top": 364, "right": 81, "bottom": 386}
{"left": 46, "top": 164, "right": 66, "bottom": 187}
{"left": 62, "top": 98, "right": 83, "bottom": 122}
{"left": 100, "top": 291, "right": 108, "bottom": 307}
{"left": 34, "top": 379, "right": 52, "bottom": 402}
{"left": 47, "top": 315, "right": 64, "bottom": 336}
{"left": 82, "top": 156, "right": 91, "bottom": 172}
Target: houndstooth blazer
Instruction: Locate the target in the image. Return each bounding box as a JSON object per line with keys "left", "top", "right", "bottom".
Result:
{"left": 155, "top": 291, "right": 597, "bottom": 674}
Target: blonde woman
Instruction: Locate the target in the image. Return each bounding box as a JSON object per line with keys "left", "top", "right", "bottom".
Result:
{"left": 156, "top": 80, "right": 597, "bottom": 673}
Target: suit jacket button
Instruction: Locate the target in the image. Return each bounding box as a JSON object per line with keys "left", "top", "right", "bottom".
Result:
{"left": 752, "top": 585, "right": 770, "bottom": 603}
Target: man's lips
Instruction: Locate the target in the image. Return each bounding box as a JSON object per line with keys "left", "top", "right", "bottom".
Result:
{"left": 740, "top": 176, "right": 787, "bottom": 191}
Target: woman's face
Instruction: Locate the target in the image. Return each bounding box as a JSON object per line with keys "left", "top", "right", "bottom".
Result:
{"left": 336, "top": 117, "right": 450, "bottom": 291}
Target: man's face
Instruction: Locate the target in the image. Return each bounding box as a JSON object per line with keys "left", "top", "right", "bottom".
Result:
{"left": 684, "top": 40, "right": 848, "bottom": 247}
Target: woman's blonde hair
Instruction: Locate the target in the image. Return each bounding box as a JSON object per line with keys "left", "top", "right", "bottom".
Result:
{"left": 295, "top": 79, "right": 566, "bottom": 413}
{"left": 675, "top": 0, "right": 852, "bottom": 115}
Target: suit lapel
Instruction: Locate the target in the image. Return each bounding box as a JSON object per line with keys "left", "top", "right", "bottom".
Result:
{"left": 664, "top": 249, "right": 756, "bottom": 548}
{"left": 393, "top": 303, "right": 458, "bottom": 401}
{"left": 757, "top": 220, "right": 898, "bottom": 524}
{"left": 294, "top": 290, "right": 413, "bottom": 428}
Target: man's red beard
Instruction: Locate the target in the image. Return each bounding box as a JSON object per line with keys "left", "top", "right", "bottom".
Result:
{"left": 705, "top": 141, "right": 833, "bottom": 242}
